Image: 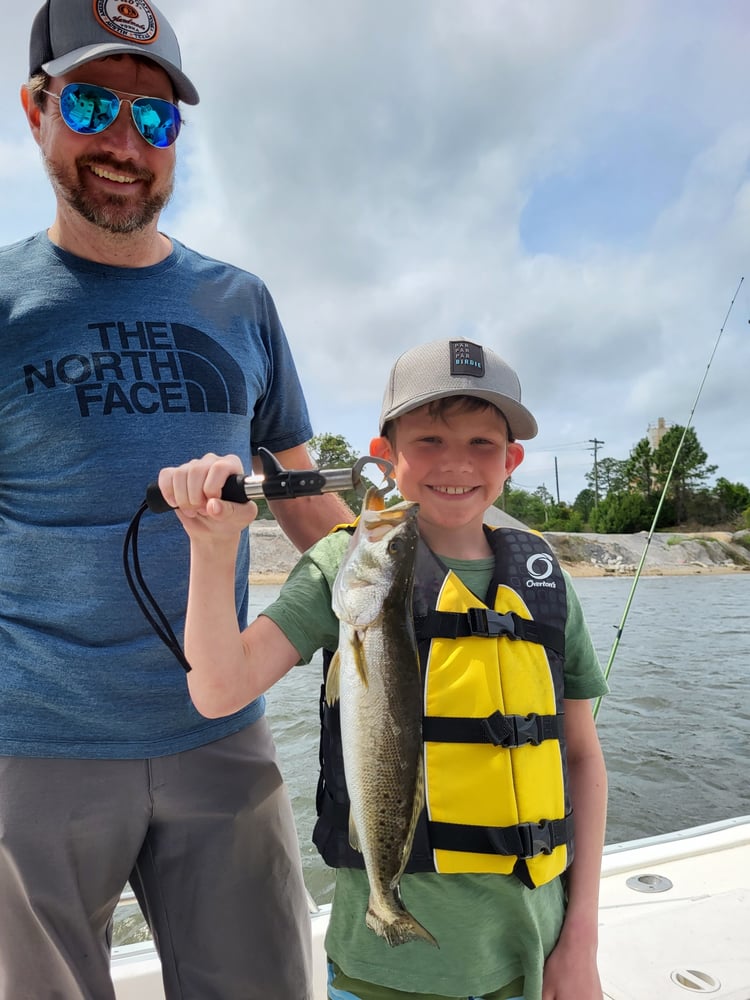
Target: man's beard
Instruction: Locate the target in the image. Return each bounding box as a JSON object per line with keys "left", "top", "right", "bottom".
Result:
{"left": 44, "top": 153, "right": 174, "bottom": 234}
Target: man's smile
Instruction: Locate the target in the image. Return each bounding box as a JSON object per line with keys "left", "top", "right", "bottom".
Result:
{"left": 88, "top": 163, "right": 139, "bottom": 185}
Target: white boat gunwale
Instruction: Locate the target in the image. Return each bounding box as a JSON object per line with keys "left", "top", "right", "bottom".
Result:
{"left": 109, "top": 814, "right": 750, "bottom": 999}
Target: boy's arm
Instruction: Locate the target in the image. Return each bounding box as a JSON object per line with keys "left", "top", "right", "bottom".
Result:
{"left": 542, "top": 697, "right": 608, "bottom": 1000}
{"left": 158, "top": 453, "right": 303, "bottom": 718}
{"left": 185, "top": 540, "right": 301, "bottom": 718}
{"left": 259, "top": 444, "right": 354, "bottom": 552}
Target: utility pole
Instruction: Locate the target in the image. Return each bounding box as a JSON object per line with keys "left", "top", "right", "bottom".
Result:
{"left": 589, "top": 438, "right": 605, "bottom": 508}
{"left": 554, "top": 457, "right": 560, "bottom": 504}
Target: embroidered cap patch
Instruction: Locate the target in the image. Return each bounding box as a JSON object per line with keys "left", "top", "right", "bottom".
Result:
{"left": 449, "top": 340, "right": 485, "bottom": 378}
{"left": 94, "top": 0, "right": 159, "bottom": 44}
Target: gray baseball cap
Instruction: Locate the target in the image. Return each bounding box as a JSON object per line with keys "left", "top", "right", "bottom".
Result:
{"left": 29, "top": 0, "right": 199, "bottom": 105}
{"left": 379, "top": 339, "right": 538, "bottom": 440}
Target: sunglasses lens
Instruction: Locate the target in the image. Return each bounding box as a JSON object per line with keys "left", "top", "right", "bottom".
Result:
{"left": 56, "top": 84, "right": 181, "bottom": 148}
{"left": 59, "top": 84, "right": 118, "bottom": 135}
{"left": 131, "top": 98, "right": 181, "bottom": 148}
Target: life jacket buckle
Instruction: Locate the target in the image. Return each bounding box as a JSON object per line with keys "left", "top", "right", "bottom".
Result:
{"left": 467, "top": 608, "right": 517, "bottom": 639}
{"left": 514, "top": 713, "right": 544, "bottom": 747}
{"left": 516, "top": 821, "right": 553, "bottom": 858}
{"left": 486, "top": 820, "right": 545, "bottom": 858}
{"left": 517, "top": 823, "right": 535, "bottom": 858}
{"left": 481, "top": 711, "right": 545, "bottom": 748}
{"left": 481, "top": 710, "right": 516, "bottom": 747}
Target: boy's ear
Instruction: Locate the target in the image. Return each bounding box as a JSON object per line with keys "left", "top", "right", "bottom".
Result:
{"left": 369, "top": 436, "right": 392, "bottom": 461}
{"left": 506, "top": 442, "right": 524, "bottom": 474}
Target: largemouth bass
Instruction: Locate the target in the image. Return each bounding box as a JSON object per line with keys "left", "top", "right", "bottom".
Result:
{"left": 327, "top": 488, "right": 437, "bottom": 948}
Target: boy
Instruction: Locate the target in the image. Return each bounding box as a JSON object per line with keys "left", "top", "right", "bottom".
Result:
{"left": 159, "top": 338, "right": 609, "bottom": 1000}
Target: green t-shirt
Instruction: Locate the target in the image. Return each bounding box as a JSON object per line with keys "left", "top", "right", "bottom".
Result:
{"left": 262, "top": 529, "right": 608, "bottom": 999}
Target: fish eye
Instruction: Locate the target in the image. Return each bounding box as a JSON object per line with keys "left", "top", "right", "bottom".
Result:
{"left": 387, "top": 538, "right": 403, "bottom": 555}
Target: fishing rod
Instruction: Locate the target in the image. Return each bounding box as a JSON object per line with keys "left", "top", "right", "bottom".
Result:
{"left": 593, "top": 276, "right": 744, "bottom": 720}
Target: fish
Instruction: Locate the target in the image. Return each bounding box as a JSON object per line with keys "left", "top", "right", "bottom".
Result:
{"left": 326, "top": 487, "right": 438, "bottom": 948}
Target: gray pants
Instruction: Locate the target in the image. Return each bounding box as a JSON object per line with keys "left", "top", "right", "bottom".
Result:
{"left": 0, "top": 719, "right": 312, "bottom": 999}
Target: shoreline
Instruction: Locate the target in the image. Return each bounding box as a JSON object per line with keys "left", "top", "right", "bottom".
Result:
{"left": 250, "top": 562, "right": 749, "bottom": 585}
{"left": 248, "top": 524, "right": 750, "bottom": 585}
{"left": 561, "top": 562, "right": 749, "bottom": 578}
{"left": 250, "top": 572, "right": 293, "bottom": 585}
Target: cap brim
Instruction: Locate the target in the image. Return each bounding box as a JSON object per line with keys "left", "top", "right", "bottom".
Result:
{"left": 383, "top": 389, "right": 538, "bottom": 440}
{"left": 43, "top": 43, "right": 200, "bottom": 105}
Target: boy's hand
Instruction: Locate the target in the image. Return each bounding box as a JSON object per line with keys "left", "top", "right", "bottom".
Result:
{"left": 157, "top": 453, "right": 259, "bottom": 536}
{"left": 541, "top": 922, "right": 601, "bottom": 1000}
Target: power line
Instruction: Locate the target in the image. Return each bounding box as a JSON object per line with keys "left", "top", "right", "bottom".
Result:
{"left": 532, "top": 441, "right": 591, "bottom": 453}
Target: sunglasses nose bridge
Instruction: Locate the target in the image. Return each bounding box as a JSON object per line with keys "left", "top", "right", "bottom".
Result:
{"left": 101, "top": 98, "right": 150, "bottom": 146}
{"left": 117, "top": 98, "right": 140, "bottom": 136}
{"left": 98, "top": 96, "right": 141, "bottom": 146}
{"left": 108, "top": 97, "right": 163, "bottom": 152}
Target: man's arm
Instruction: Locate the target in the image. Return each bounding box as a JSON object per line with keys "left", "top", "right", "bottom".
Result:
{"left": 542, "top": 697, "right": 608, "bottom": 1000}
{"left": 260, "top": 443, "right": 354, "bottom": 551}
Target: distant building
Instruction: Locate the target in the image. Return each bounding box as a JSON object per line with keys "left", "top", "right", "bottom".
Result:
{"left": 648, "top": 417, "right": 672, "bottom": 451}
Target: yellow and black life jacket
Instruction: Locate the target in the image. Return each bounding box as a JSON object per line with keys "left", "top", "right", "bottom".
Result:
{"left": 313, "top": 524, "right": 572, "bottom": 889}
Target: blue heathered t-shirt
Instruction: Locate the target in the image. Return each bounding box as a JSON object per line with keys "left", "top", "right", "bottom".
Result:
{"left": 0, "top": 232, "right": 313, "bottom": 758}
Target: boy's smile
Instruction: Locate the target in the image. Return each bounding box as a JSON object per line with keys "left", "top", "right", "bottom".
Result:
{"left": 371, "top": 402, "right": 524, "bottom": 559}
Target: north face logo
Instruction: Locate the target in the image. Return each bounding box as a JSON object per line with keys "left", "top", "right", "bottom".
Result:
{"left": 23, "top": 321, "right": 248, "bottom": 417}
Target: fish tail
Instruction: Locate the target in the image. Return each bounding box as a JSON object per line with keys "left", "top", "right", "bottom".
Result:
{"left": 365, "top": 898, "right": 439, "bottom": 948}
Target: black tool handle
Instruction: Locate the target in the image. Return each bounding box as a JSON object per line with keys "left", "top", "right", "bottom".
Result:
{"left": 143, "top": 447, "right": 386, "bottom": 514}
{"left": 145, "top": 475, "right": 250, "bottom": 514}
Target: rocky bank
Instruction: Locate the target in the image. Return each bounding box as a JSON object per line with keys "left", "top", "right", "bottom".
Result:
{"left": 546, "top": 529, "right": 750, "bottom": 577}
{"left": 248, "top": 522, "right": 750, "bottom": 582}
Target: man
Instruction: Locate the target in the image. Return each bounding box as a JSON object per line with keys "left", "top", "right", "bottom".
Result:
{"left": 0, "top": 1, "right": 350, "bottom": 997}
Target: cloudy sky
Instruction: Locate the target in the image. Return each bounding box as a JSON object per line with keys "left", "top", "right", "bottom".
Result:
{"left": 3, "top": 0, "right": 748, "bottom": 503}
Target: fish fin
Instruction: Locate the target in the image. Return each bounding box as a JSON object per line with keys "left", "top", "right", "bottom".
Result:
{"left": 365, "top": 893, "right": 439, "bottom": 948}
{"left": 348, "top": 813, "right": 362, "bottom": 853}
{"left": 352, "top": 632, "right": 369, "bottom": 687}
{"left": 325, "top": 651, "right": 340, "bottom": 706}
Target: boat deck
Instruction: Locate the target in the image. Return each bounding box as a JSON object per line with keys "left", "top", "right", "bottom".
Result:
{"left": 598, "top": 817, "right": 750, "bottom": 999}
{"left": 111, "top": 816, "right": 750, "bottom": 999}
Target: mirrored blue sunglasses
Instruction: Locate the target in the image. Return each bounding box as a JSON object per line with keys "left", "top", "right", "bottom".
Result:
{"left": 43, "top": 82, "right": 182, "bottom": 149}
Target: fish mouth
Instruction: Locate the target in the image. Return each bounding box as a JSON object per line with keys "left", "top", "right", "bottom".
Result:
{"left": 362, "top": 509, "right": 419, "bottom": 540}
{"left": 362, "top": 487, "right": 418, "bottom": 519}
{"left": 359, "top": 493, "right": 419, "bottom": 542}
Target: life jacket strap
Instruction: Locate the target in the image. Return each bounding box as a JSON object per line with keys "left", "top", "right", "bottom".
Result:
{"left": 414, "top": 608, "right": 565, "bottom": 656}
{"left": 429, "top": 814, "right": 573, "bottom": 859}
{"left": 422, "top": 710, "right": 563, "bottom": 748}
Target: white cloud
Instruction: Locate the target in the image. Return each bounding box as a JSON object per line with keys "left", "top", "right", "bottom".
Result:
{"left": 2, "top": 0, "right": 748, "bottom": 502}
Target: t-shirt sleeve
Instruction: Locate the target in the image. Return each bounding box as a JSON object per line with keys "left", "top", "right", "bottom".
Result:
{"left": 562, "top": 571, "right": 609, "bottom": 700}
{"left": 249, "top": 283, "right": 313, "bottom": 455}
{"left": 260, "top": 531, "right": 348, "bottom": 663}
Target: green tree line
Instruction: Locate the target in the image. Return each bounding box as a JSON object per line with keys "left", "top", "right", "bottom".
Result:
{"left": 501, "top": 425, "right": 749, "bottom": 533}
{"left": 253, "top": 427, "right": 749, "bottom": 534}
